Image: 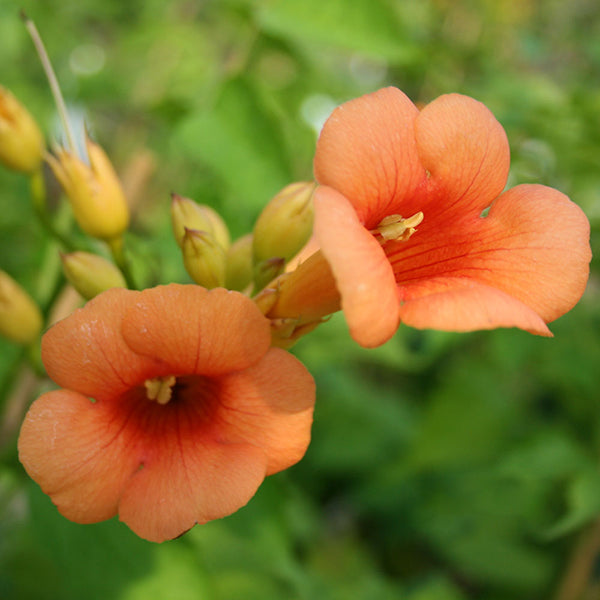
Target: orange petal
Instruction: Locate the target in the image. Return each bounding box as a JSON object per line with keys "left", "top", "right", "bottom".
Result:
{"left": 118, "top": 405, "right": 267, "bottom": 543}
{"left": 314, "top": 186, "right": 399, "bottom": 348}
{"left": 399, "top": 277, "right": 551, "bottom": 335}
{"left": 267, "top": 250, "right": 341, "bottom": 324}
{"left": 18, "top": 389, "right": 142, "bottom": 523}
{"left": 314, "top": 87, "right": 426, "bottom": 227}
{"left": 41, "top": 288, "right": 165, "bottom": 402}
{"left": 121, "top": 285, "right": 271, "bottom": 376}
{"left": 216, "top": 347, "right": 315, "bottom": 476}
{"left": 480, "top": 184, "right": 590, "bottom": 321}
{"left": 390, "top": 184, "right": 591, "bottom": 326}
{"left": 415, "top": 93, "right": 510, "bottom": 217}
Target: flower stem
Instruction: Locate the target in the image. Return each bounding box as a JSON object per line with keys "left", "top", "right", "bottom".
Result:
{"left": 554, "top": 517, "right": 600, "bottom": 600}
{"left": 21, "top": 11, "right": 77, "bottom": 155}
{"left": 108, "top": 236, "right": 136, "bottom": 289}
{"left": 25, "top": 340, "right": 45, "bottom": 378}
{"left": 30, "top": 170, "right": 75, "bottom": 251}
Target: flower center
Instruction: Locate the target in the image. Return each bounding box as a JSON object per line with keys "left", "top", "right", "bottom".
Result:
{"left": 372, "top": 211, "right": 423, "bottom": 242}
{"left": 144, "top": 375, "right": 177, "bottom": 405}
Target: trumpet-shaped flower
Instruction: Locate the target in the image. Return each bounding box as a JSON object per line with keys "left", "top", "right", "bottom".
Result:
{"left": 18, "top": 284, "right": 315, "bottom": 542}
{"left": 310, "top": 87, "right": 591, "bottom": 347}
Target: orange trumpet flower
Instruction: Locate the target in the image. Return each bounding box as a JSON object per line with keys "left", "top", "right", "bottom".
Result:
{"left": 310, "top": 87, "right": 591, "bottom": 347}
{"left": 18, "top": 284, "right": 315, "bottom": 542}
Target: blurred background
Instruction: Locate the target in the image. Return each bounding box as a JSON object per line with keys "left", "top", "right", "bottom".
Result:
{"left": 1, "top": 0, "right": 600, "bottom": 598}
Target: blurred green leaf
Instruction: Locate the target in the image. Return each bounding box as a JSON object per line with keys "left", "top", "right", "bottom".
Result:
{"left": 119, "top": 541, "right": 210, "bottom": 600}
{"left": 406, "top": 365, "right": 516, "bottom": 470}
{"left": 174, "top": 77, "right": 292, "bottom": 224}
{"left": 255, "top": 0, "right": 417, "bottom": 63}
{"left": 405, "top": 576, "right": 467, "bottom": 600}
{"left": 544, "top": 469, "right": 600, "bottom": 540}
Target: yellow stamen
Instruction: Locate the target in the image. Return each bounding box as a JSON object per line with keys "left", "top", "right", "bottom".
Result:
{"left": 374, "top": 211, "right": 424, "bottom": 242}
{"left": 144, "top": 375, "right": 176, "bottom": 405}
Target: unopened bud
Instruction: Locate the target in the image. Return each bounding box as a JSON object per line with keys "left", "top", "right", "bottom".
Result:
{"left": 0, "top": 86, "right": 44, "bottom": 174}
{"left": 182, "top": 228, "right": 226, "bottom": 289}
{"left": 253, "top": 181, "right": 315, "bottom": 266}
{"left": 61, "top": 252, "right": 126, "bottom": 299}
{"left": 225, "top": 233, "right": 253, "bottom": 291}
{"left": 171, "top": 194, "right": 230, "bottom": 250}
{"left": 46, "top": 135, "right": 129, "bottom": 240}
{"left": 0, "top": 271, "right": 43, "bottom": 345}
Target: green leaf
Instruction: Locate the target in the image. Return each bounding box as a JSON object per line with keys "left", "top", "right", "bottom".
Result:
{"left": 255, "top": 0, "right": 417, "bottom": 64}
{"left": 119, "top": 542, "right": 210, "bottom": 600}
{"left": 544, "top": 469, "right": 600, "bottom": 539}
{"left": 406, "top": 366, "right": 516, "bottom": 470}
{"left": 4, "top": 484, "right": 210, "bottom": 600}
{"left": 405, "top": 576, "right": 467, "bottom": 600}
{"left": 173, "top": 77, "right": 292, "bottom": 224}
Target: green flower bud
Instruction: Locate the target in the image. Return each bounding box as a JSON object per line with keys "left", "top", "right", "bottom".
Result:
{"left": 0, "top": 271, "right": 43, "bottom": 345}
{"left": 61, "top": 252, "right": 126, "bottom": 299}
{"left": 0, "top": 86, "right": 44, "bottom": 174}
{"left": 46, "top": 136, "right": 130, "bottom": 241}
{"left": 182, "top": 228, "right": 226, "bottom": 289}
{"left": 225, "top": 234, "right": 253, "bottom": 292}
{"left": 253, "top": 181, "right": 315, "bottom": 266}
{"left": 171, "top": 194, "right": 230, "bottom": 251}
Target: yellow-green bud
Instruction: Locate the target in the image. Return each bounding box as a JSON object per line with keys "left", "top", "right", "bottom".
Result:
{"left": 0, "top": 86, "right": 44, "bottom": 174}
{"left": 46, "top": 135, "right": 129, "bottom": 241}
{"left": 61, "top": 251, "right": 127, "bottom": 299}
{"left": 171, "top": 194, "right": 230, "bottom": 251}
{"left": 225, "top": 233, "right": 253, "bottom": 292}
{"left": 253, "top": 181, "right": 315, "bottom": 266}
{"left": 182, "top": 228, "right": 226, "bottom": 289}
{"left": 0, "top": 271, "right": 43, "bottom": 345}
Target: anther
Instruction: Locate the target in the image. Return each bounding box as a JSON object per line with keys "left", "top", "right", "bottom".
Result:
{"left": 144, "top": 375, "right": 176, "bottom": 405}
{"left": 373, "top": 211, "right": 424, "bottom": 242}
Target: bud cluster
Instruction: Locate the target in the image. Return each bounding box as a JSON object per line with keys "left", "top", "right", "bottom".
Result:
{"left": 0, "top": 85, "right": 133, "bottom": 348}
{"left": 0, "top": 81, "right": 326, "bottom": 351}
{"left": 170, "top": 182, "right": 316, "bottom": 297}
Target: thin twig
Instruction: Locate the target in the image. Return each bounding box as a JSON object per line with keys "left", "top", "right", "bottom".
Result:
{"left": 108, "top": 236, "right": 136, "bottom": 290}
{"left": 554, "top": 517, "right": 600, "bottom": 600}
{"left": 20, "top": 10, "right": 78, "bottom": 155}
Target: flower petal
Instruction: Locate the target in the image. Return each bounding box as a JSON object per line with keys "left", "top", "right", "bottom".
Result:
{"left": 268, "top": 250, "right": 341, "bottom": 324}
{"left": 121, "top": 285, "right": 271, "bottom": 376}
{"left": 415, "top": 93, "right": 510, "bottom": 217}
{"left": 314, "top": 186, "right": 399, "bottom": 348}
{"left": 399, "top": 277, "right": 551, "bottom": 335}
{"left": 216, "top": 347, "right": 315, "bottom": 476}
{"left": 18, "top": 389, "right": 142, "bottom": 523}
{"left": 314, "top": 87, "right": 426, "bottom": 226}
{"left": 42, "top": 288, "right": 164, "bottom": 402}
{"left": 117, "top": 402, "right": 267, "bottom": 543}
{"left": 390, "top": 184, "right": 591, "bottom": 326}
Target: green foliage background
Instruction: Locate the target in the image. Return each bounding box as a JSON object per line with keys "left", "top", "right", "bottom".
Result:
{"left": 1, "top": 0, "right": 599, "bottom": 598}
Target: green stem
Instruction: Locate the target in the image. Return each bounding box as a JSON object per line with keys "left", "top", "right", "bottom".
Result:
{"left": 0, "top": 347, "right": 27, "bottom": 410}
{"left": 21, "top": 11, "right": 77, "bottom": 155}
{"left": 25, "top": 339, "right": 45, "bottom": 378}
{"left": 108, "top": 236, "right": 136, "bottom": 289}
{"left": 30, "top": 170, "right": 76, "bottom": 251}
